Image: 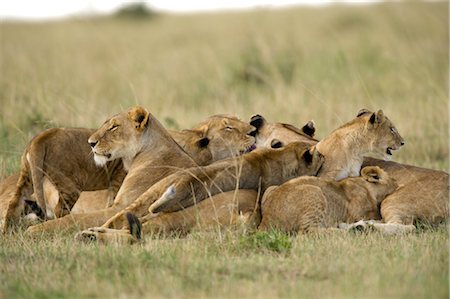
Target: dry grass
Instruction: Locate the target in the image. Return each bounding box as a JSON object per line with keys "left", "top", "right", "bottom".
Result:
{"left": 0, "top": 2, "right": 448, "bottom": 299}
{"left": 1, "top": 227, "right": 448, "bottom": 299}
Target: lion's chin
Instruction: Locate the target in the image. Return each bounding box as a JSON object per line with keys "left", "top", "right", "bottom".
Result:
{"left": 94, "top": 154, "right": 109, "bottom": 167}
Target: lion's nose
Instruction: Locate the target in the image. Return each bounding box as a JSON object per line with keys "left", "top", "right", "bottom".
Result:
{"left": 400, "top": 141, "right": 405, "bottom": 146}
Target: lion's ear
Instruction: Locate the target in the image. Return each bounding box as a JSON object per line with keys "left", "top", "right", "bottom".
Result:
{"left": 301, "top": 120, "right": 315, "bottom": 137}
{"left": 361, "top": 166, "right": 384, "bottom": 183}
{"left": 357, "top": 108, "right": 372, "bottom": 117}
{"left": 270, "top": 139, "right": 283, "bottom": 149}
{"left": 369, "top": 109, "right": 385, "bottom": 126}
{"left": 128, "top": 106, "right": 149, "bottom": 130}
{"left": 197, "top": 137, "right": 210, "bottom": 148}
{"left": 302, "top": 148, "right": 313, "bottom": 164}
{"left": 249, "top": 114, "right": 266, "bottom": 131}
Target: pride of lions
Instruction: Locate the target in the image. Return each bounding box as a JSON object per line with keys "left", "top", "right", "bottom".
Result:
{"left": 0, "top": 106, "right": 448, "bottom": 244}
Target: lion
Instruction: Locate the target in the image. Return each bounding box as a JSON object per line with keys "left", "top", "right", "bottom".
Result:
{"left": 24, "top": 106, "right": 199, "bottom": 234}
{"left": 259, "top": 166, "right": 399, "bottom": 233}
{"left": 168, "top": 114, "right": 256, "bottom": 166}
{"left": 2, "top": 128, "right": 127, "bottom": 232}
{"left": 25, "top": 106, "right": 259, "bottom": 235}
{"left": 252, "top": 111, "right": 448, "bottom": 232}
{"left": 313, "top": 109, "right": 404, "bottom": 180}
{"left": 361, "top": 157, "right": 449, "bottom": 232}
{"left": 249, "top": 114, "right": 317, "bottom": 149}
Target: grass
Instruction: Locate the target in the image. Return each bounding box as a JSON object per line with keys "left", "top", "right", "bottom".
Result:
{"left": 1, "top": 228, "right": 448, "bottom": 299}
{"left": 0, "top": 2, "right": 448, "bottom": 298}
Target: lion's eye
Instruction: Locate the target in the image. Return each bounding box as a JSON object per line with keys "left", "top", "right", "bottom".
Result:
{"left": 225, "top": 126, "right": 233, "bottom": 131}
{"left": 390, "top": 127, "right": 396, "bottom": 134}
{"left": 109, "top": 124, "right": 119, "bottom": 131}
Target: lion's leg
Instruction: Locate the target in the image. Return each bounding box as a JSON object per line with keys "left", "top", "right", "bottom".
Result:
{"left": 25, "top": 207, "right": 122, "bottom": 235}
{"left": 148, "top": 161, "right": 262, "bottom": 214}
{"left": 42, "top": 177, "right": 60, "bottom": 218}
{"left": 338, "top": 220, "right": 415, "bottom": 235}
{"left": 75, "top": 227, "right": 137, "bottom": 245}
{"left": 103, "top": 176, "right": 194, "bottom": 229}
{"left": 101, "top": 189, "right": 164, "bottom": 229}
{"left": 369, "top": 222, "right": 416, "bottom": 235}
{"left": 75, "top": 213, "right": 141, "bottom": 245}
{"left": 143, "top": 190, "right": 258, "bottom": 234}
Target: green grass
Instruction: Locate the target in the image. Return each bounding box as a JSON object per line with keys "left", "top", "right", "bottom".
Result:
{"left": 0, "top": 228, "right": 447, "bottom": 299}
{"left": 0, "top": 2, "right": 448, "bottom": 298}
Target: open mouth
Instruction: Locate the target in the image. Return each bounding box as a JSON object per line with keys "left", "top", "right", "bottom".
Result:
{"left": 386, "top": 147, "right": 393, "bottom": 156}
{"left": 94, "top": 152, "right": 112, "bottom": 159}
{"left": 240, "top": 143, "right": 257, "bottom": 155}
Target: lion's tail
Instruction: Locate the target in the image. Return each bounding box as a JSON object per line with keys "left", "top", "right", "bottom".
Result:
{"left": 126, "top": 213, "right": 142, "bottom": 240}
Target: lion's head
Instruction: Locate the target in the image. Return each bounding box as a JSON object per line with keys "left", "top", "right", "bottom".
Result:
{"left": 359, "top": 166, "right": 399, "bottom": 202}
{"left": 169, "top": 129, "right": 213, "bottom": 166}
{"left": 249, "top": 114, "right": 318, "bottom": 150}
{"left": 357, "top": 109, "right": 405, "bottom": 160}
{"left": 88, "top": 106, "right": 150, "bottom": 168}
{"left": 192, "top": 115, "right": 257, "bottom": 161}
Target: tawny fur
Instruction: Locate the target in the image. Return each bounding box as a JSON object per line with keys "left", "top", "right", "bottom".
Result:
{"left": 141, "top": 189, "right": 260, "bottom": 235}
{"left": 250, "top": 114, "right": 318, "bottom": 149}
{"left": 138, "top": 143, "right": 323, "bottom": 220}
{"left": 259, "top": 166, "right": 398, "bottom": 232}
{"left": 314, "top": 110, "right": 404, "bottom": 180}
{"left": 170, "top": 114, "right": 256, "bottom": 166}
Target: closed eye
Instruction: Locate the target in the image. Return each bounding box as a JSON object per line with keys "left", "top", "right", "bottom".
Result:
{"left": 224, "top": 126, "right": 233, "bottom": 131}
{"left": 390, "top": 127, "right": 396, "bottom": 134}
{"left": 109, "top": 124, "right": 119, "bottom": 131}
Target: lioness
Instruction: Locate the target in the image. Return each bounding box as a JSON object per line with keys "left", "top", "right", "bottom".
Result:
{"left": 169, "top": 114, "right": 256, "bottom": 166}
{"left": 259, "top": 166, "right": 398, "bottom": 232}
{"left": 3, "top": 128, "right": 127, "bottom": 232}
{"left": 249, "top": 114, "right": 317, "bottom": 149}
{"left": 25, "top": 106, "right": 259, "bottom": 235}
{"left": 252, "top": 112, "right": 449, "bottom": 232}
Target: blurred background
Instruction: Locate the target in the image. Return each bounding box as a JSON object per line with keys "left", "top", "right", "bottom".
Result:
{"left": 0, "top": 0, "right": 448, "bottom": 175}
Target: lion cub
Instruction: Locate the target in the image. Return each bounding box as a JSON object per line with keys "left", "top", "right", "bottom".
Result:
{"left": 4, "top": 128, "right": 127, "bottom": 230}
{"left": 259, "top": 166, "right": 398, "bottom": 233}
{"left": 315, "top": 109, "right": 404, "bottom": 180}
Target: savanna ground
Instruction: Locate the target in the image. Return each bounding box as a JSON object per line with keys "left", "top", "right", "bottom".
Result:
{"left": 0, "top": 2, "right": 448, "bottom": 298}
